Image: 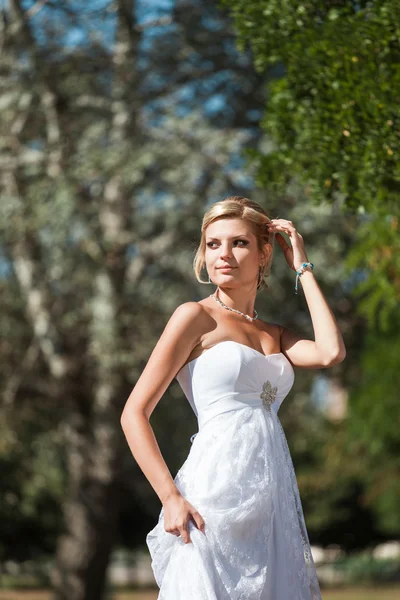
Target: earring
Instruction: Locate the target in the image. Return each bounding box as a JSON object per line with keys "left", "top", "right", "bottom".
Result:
{"left": 257, "top": 264, "right": 264, "bottom": 287}
{"left": 208, "top": 273, "right": 212, "bottom": 284}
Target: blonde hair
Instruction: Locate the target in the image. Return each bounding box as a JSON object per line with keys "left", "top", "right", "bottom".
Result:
{"left": 193, "top": 196, "right": 275, "bottom": 292}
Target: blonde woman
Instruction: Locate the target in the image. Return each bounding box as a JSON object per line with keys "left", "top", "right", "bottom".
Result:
{"left": 121, "top": 196, "right": 346, "bottom": 599}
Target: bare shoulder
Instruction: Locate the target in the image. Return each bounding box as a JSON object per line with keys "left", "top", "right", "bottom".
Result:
{"left": 169, "top": 300, "right": 207, "bottom": 322}
{"left": 159, "top": 300, "right": 212, "bottom": 349}
{"left": 166, "top": 301, "right": 212, "bottom": 337}
{"left": 257, "top": 319, "right": 283, "bottom": 339}
{"left": 120, "top": 301, "right": 210, "bottom": 420}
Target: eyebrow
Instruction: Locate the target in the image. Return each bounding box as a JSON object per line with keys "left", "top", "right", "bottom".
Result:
{"left": 206, "top": 234, "right": 250, "bottom": 240}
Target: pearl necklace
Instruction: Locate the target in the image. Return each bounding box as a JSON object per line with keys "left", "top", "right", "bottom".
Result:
{"left": 209, "top": 290, "right": 258, "bottom": 322}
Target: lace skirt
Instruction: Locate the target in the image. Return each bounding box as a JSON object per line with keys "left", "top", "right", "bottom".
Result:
{"left": 146, "top": 406, "right": 322, "bottom": 600}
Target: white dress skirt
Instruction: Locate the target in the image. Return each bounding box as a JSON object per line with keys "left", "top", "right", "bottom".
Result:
{"left": 146, "top": 340, "right": 322, "bottom": 600}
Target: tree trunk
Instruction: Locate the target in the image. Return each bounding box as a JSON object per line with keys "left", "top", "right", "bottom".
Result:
{"left": 52, "top": 398, "right": 126, "bottom": 600}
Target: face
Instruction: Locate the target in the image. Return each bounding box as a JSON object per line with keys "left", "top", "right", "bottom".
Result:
{"left": 204, "top": 218, "right": 269, "bottom": 288}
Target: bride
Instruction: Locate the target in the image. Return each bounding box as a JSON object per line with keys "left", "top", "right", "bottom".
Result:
{"left": 121, "top": 195, "right": 346, "bottom": 599}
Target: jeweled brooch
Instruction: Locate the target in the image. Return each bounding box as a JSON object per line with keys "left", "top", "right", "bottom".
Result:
{"left": 260, "top": 380, "right": 278, "bottom": 412}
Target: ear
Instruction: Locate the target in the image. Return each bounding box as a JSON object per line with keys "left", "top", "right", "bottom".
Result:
{"left": 261, "top": 242, "right": 272, "bottom": 264}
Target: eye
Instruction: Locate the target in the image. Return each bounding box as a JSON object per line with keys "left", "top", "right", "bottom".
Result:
{"left": 206, "top": 239, "right": 249, "bottom": 248}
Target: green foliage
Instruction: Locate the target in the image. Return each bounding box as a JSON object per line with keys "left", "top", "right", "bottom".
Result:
{"left": 344, "top": 319, "right": 400, "bottom": 535}
{"left": 219, "top": 1, "right": 400, "bottom": 541}
{"left": 221, "top": 0, "right": 400, "bottom": 326}
{"left": 0, "top": 403, "right": 66, "bottom": 561}
{"left": 344, "top": 214, "right": 400, "bottom": 331}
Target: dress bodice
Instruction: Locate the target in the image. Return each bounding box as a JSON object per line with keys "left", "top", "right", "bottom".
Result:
{"left": 175, "top": 340, "right": 295, "bottom": 430}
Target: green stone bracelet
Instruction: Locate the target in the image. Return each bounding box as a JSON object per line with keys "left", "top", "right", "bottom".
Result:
{"left": 295, "top": 262, "right": 314, "bottom": 294}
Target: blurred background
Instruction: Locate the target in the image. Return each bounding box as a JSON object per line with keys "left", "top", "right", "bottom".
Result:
{"left": 0, "top": 0, "right": 399, "bottom": 599}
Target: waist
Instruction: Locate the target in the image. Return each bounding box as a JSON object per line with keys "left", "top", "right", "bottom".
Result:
{"left": 196, "top": 392, "right": 266, "bottom": 431}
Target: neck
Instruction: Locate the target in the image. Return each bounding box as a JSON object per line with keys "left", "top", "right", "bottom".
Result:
{"left": 214, "top": 286, "right": 257, "bottom": 318}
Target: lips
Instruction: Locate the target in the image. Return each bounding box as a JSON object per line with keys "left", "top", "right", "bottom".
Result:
{"left": 218, "top": 266, "right": 236, "bottom": 270}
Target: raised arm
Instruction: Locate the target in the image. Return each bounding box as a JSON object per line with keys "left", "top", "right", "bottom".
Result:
{"left": 267, "top": 217, "right": 346, "bottom": 370}
{"left": 280, "top": 268, "right": 347, "bottom": 369}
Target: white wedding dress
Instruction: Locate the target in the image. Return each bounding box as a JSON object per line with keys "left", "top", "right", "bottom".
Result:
{"left": 146, "top": 340, "right": 322, "bottom": 599}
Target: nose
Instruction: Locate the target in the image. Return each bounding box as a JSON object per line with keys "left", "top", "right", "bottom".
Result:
{"left": 219, "top": 242, "right": 233, "bottom": 261}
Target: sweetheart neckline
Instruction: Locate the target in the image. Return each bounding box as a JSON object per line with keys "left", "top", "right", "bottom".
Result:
{"left": 177, "top": 340, "right": 285, "bottom": 375}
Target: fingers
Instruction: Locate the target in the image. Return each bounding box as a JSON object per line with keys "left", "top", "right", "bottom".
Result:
{"left": 163, "top": 497, "right": 206, "bottom": 544}
{"left": 178, "top": 510, "right": 206, "bottom": 544}
{"left": 181, "top": 519, "right": 192, "bottom": 544}
{"left": 274, "top": 232, "right": 290, "bottom": 246}
{"left": 268, "top": 220, "right": 304, "bottom": 245}
{"left": 267, "top": 219, "right": 301, "bottom": 246}
{"left": 268, "top": 219, "right": 296, "bottom": 234}
{"left": 191, "top": 509, "right": 206, "bottom": 535}
{"left": 165, "top": 517, "right": 192, "bottom": 543}
{"left": 165, "top": 513, "right": 206, "bottom": 544}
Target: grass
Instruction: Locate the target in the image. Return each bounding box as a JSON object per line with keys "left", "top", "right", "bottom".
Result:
{"left": 0, "top": 588, "right": 399, "bottom": 600}
{"left": 322, "top": 589, "right": 400, "bottom": 600}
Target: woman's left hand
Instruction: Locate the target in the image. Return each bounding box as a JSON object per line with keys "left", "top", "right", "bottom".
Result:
{"left": 267, "top": 219, "right": 309, "bottom": 272}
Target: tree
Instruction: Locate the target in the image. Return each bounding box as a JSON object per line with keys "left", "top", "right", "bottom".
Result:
{"left": 0, "top": 0, "right": 271, "bottom": 597}
{"left": 221, "top": 0, "right": 400, "bottom": 329}
{"left": 1, "top": 1, "right": 384, "bottom": 596}
{"left": 219, "top": 0, "right": 400, "bottom": 546}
